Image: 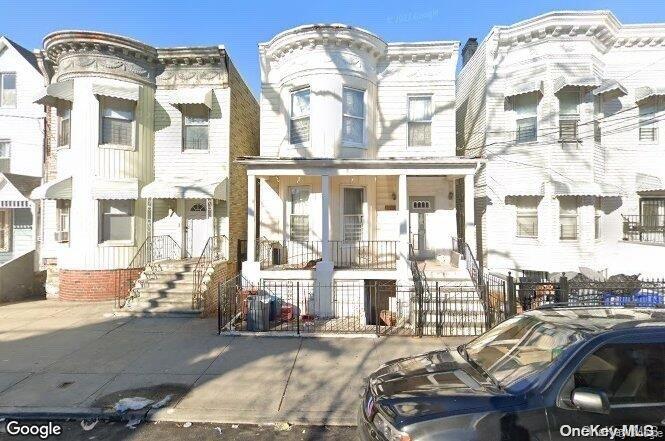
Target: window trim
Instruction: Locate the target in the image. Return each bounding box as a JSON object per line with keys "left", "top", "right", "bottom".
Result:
{"left": 288, "top": 185, "right": 311, "bottom": 243}
{"left": 559, "top": 198, "right": 579, "bottom": 241}
{"left": 181, "top": 104, "right": 211, "bottom": 152}
{"left": 98, "top": 199, "right": 135, "bottom": 246}
{"left": 98, "top": 97, "right": 136, "bottom": 151}
{"left": 516, "top": 203, "right": 539, "bottom": 239}
{"left": 341, "top": 86, "right": 366, "bottom": 148}
{"left": 0, "top": 139, "right": 10, "bottom": 159}
{"left": 407, "top": 94, "right": 433, "bottom": 148}
{"left": 513, "top": 94, "right": 538, "bottom": 144}
{"left": 55, "top": 200, "right": 70, "bottom": 244}
{"left": 289, "top": 87, "right": 310, "bottom": 146}
{"left": 638, "top": 100, "right": 659, "bottom": 144}
{"left": 57, "top": 106, "right": 71, "bottom": 149}
{"left": 0, "top": 209, "right": 11, "bottom": 252}
{"left": 0, "top": 72, "right": 17, "bottom": 109}
{"left": 341, "top": 186, "right": 366, "bottom": 243}
{"left": 558, "top": 88, "right": 581, "bottom": 143}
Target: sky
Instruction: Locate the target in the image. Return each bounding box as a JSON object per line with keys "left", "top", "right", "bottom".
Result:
{"left": 3, "top": 0, "right": 665, "bottom": 96}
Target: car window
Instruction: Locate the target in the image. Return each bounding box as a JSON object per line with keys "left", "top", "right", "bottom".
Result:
{"left": 573, "top": 343, "right": 665, "bottom": 405}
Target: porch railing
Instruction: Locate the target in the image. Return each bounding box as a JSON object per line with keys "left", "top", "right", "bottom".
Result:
{"left": 116, "top": 235, "right": 184, "bottom": 308}
{"left": 192, "top": 235, "right": 228, "bottom": 310}
{"left": 622, "top": 214, "right": 665, "bottom": 244}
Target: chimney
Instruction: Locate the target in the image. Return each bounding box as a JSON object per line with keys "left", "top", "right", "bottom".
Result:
{"left": 461, "top": 38, "right": 478, "bottom": 67}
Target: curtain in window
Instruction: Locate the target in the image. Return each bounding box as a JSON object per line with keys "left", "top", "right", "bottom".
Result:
{"left": 343, "top": 88, "right": 364, "bottom": 144}
{"left": 102, "top": 104, "right": 134, "bottom": 145}
{"left": 101, "top": 200, "right": 133, "bottom": 242}
{"left": 515, "top": 94, "right": 538, "bottom": 142}
{"left": 290, "top": 187, "right": 310, "bottom": 242}
{"left": 290, "top": 89, "right": 310, "bottom": 144}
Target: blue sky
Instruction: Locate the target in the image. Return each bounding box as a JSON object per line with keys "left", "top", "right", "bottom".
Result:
{"left": 4, "top": 0, "right": 665, "bottom": 95}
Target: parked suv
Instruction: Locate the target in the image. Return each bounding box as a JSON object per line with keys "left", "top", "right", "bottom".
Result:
{"left": 359, "top": 307, "right": 665, "bottom": 440}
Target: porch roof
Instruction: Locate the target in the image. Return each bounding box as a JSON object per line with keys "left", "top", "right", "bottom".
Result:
{"left": 238, "top": 156, "right": 483, "bottom": 176}
{"left": 30, "top": 176, "right": 72, "bottom": 200}
{"left": 0, "top": 173, "right": 40, "bottom": 208}
{"left": 141, "top": 177, "right": 227, "bottom": 200}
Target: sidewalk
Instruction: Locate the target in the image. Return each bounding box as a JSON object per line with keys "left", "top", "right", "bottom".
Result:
{"left": 0, "top": 300, "right": 471, "bottom": 426}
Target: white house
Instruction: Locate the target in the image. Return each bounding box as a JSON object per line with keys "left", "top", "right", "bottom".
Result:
{"left": 0, "top": 36, "right": 44, "bottom": 267}
{"left": 456, "top": 11, "right": 665, "bottom": 278}
{"left": 31, "top": 31, "right": 258, "bottom": 311}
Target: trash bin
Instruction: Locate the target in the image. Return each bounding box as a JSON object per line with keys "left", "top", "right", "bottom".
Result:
{"left": 247, "top": 294, "right": 270, "bottom": 331}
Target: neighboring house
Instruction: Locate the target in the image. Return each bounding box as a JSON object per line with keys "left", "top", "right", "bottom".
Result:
{"left": 0, "top": 36, "right": 44, "bottom": 266}
{"left": 240, "top": 24, "right": 482, "bottom": 295}
{"left": 31, "top": 31, "right": 258, "bottom": 311}
{"left": 456, "top": 11, "right": 665, "bottom": 278}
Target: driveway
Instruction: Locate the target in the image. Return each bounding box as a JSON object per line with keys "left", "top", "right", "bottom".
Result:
{"left": 0, "top": 300, "right": 471, "bottom": 426}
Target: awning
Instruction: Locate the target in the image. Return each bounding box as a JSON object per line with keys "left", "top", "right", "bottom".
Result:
{"left": 34, "top": 80, "right": 74, "bottom": 106}
{"left": 141, "top": 177, "right": 227, "bottom": 200}
{"left": 92, "top": 83, "right": 140, "bottom": 102}
{"left": 553, "top": 76, "right": 602, "bottom": 94}
{"left": 91, "top": 178, "right": 139, "bottom": 199}
{"left": 635, "top": 86, "right": 665, "bottom": 104}
{"left": 30, "top": 176, "right": 72, "bottom": 200}
{"left": 592, "top": 79, "right": 627, "bottom": 98}
{"left": 0, "top": 173, "right": 40, "bottom": 208}
{"left": 638, "top": 187, "right": 665, "bottom": 197}
{"left": 552, "top": 181, "right": 622, "bottom": 197}
{"left": 504, "top": 184, "right": 544, "bottom": 197}
{"left": 168, "top": 88, "right": 214, "bottom": 109}
{"left": 504, "top": 80, "right": 544, "bottom": 99}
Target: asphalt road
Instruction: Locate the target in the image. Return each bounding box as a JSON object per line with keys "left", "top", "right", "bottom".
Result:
{"left": 0, "top": 420, "right": 358, "bottom": 440}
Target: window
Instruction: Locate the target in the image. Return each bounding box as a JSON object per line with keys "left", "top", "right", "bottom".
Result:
{"left": 0, "top": 209, "right": 10, "bottom": 252}
{"left": 573, "top": 343, "right": 665, "bottom": 406}
{"left": 594, "top": 199, "right": 602, "bottom": 240}
{"left": 182, "top": 104, "right": 209, "bottom": 150}
{"left": 343, "top": 188, "right": 364, "bottom": 242}
{"left": 516, "top": 198, "right": 539, "bottom": 238}
{"left": 593, "top": 96, "right": 602, "bottom": 143}
{"left": 640, "top": 198, "right": 665, "bottom": 231}
{"left": 559, "top": 197, "right": 578, "bottom": 240}
{"left": 558, "top": 89, "right": 580, "bottom": 142}
{"left": 100, "top": 99, "right": 134, "bottom": 146}
{"left": 58, "top": 106, "right": 71, "bottom": 147}
{"left": 99, "top": 200, "right": 134, "bottom": 243}
{"left": 639, "top": 99, "right": 658, "bottom": 142}
{"left": 0, "top": 140, "right": 9, "bottom": 158}
{"left": 289, "top": 187, "right": 310, "bottom": 243}
{"left": 342, "top": 87, "right": 364, "bottom": 145}
{"left": 55, "top": 200, "right": 70, "bottom": 243}
{"left": 408, "top": 96, "right": 432, "bottom": 146}
{"left": 290, "top": 88, "right": 310, "bottom": 144}
{"left": 514, "top": 94, "right": 538, "bottom": 143}
{"left": 0, "top": 73, "right": 16, "bottom": 108}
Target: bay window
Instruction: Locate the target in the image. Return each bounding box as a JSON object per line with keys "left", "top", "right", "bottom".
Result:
{"left": 516, "top": 198, "right": 539, "bottom": 238}
{"left": 408, "top": 96, "right": 432, "bottom": 146}
{"left": 290, "top": 88, "right": 310, "bottom": 144}
{"left": 99, "top": 200, "right": 134, "bottom": 243}
{"left": 343, "top": 187, "right": 364, "bottom": 242}
{"left": 514, "top": 94, "right": 538, "bottom": 143}
{"left": 558, "top": 89, "right": 580, "bottom": 142}
{"left": 289, "top": 187, "right": 310, "bottom": 243}
{"left": 639, "top": 99, "right": 658, "bottom": 142}
{"left": 342, "top": 87, "right": 364, "bottom": 145}
{"left": 182, "top": 104, "right": 210, "bottom": 150}
{"left": 100, "top": 98, "right": 134, "bottom": 146}
{"left": 559, "top": 198, "right": 578, "bottom": 240}
{"left": 0, "top": 73, "right": 16, "bottom": 108}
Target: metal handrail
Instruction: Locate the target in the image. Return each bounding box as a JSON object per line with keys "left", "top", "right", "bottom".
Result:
{"left": 192, "top": 235, "right": 228, "bottom": 310}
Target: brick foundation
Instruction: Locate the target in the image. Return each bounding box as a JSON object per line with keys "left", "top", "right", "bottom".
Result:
{"left": 202, "top": 261, "right": 235, "bottom": 317}
{"left": 59, "top": 268, "right": 143, "bottom": 302}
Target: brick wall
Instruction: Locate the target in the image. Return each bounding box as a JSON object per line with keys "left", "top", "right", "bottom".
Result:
{"left": 59, "top": 268, "right": 142, "bottom": 302}
{"left": 201, "top": 261, "right": 236, "bottom": 317}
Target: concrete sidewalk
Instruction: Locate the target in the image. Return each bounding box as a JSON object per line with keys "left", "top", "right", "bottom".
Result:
{"left": 0, "top": 300, "right": 471, "bottom": 426}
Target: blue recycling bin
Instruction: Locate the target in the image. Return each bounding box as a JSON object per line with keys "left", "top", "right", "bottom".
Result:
{"left": 602, "top": 291, "right": 664, "bottom": 307}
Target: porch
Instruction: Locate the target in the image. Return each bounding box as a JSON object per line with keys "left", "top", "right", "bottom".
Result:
{"left": 622, "top": 195, "right": 665, "bottom": 245}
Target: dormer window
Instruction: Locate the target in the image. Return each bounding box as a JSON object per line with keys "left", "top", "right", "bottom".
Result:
{"left": 290, "top": 88, "right": 310, "bottom": 144}
{"left": 342, "top": 87, "right": 364, "bottom": 145}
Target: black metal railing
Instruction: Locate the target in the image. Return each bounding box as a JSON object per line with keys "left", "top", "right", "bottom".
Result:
{"left": 623, "top": 214, "right": 665, "bottom": 244}
{"left": 192, "top": 235, "right": 228, "bottom": 310}
{"left": 116, "top": 235, "right": 184, "bottom": 308}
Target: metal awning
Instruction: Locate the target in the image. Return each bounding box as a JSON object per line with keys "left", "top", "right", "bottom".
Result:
{"left": 91, "top": 178, "right": 139, "bottom": 199}
{"left": 168, "top": 88, "right": 214, "bottom": 109}
{"left": 635, "top": 86, "right": 665, "bottom": 104}
{"left": 504, "top": 183, "right": 544, "bottom": 197}
{"left": 92, "top": 83, "right": 140, "bottom": 102}
{"left": 638, "top": 187, "right": 665, "bottom": 197}
{"left": 34, "top": 80, "right": 74, "bottom": 106}
{"left": 0, "top": 173, "right": 40, "bottom": 208}
{"left": 553, "top": 76, "right": 602, "bottom": 94}
{"left": 504, "top": 80, "right": 544, "bottom": 99}
{"left": 552, "top": 181, "right": 622, "bottom": 197}
{"left": 30, "top": 176, "right": 72, "bottom": 200}
{"left": 141, "top": 177, "right": 227, "bottom": 200}
{"left": 592, "top": 79, "right": 628, "bottom": 98}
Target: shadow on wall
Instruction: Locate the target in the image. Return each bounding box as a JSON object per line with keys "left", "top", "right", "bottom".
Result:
{"left": 0, "top": 250, "right": 45, "bottom": 303}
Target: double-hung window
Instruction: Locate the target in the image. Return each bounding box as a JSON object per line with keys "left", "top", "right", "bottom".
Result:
{"left": 0, "top": 209, "right": 10, "bottom": 252}
{"left": 408, "top": 96, "right": 432, "bottom": 146}
{"left": 514, "top": 94, "right": 538, "bottom": 143}
{"left": 516, "top": 198, "right": 539, "bottom": 238}
{"left": 594, "top": 199, "right": 602, "bottom": 240}
{"left": 559, "top": 198, "right": 578, "bottom": 240}
{"left": 639, "top": 99, "right": 658, "bottom": 142}
{"left": 342, "top": 87, "right": 364, "bottom": 145}
{"left": 290, "top": 88, "right": 310, "bottom": 144}
{"left": 343, "top": 188, "right": 364, "bottom": 242}
{"left": 58, "top": 106, "right": 71, "bottom": 147}
{"left": 289, "top": 187, "right": 310, "bottom": 243}
{"left": 55, "top": 200, "right": 70, "bottom": 243}
{"left": 0, "top": 140, "right": 9, "bottom": 173}
{"left": 182, "top": 104, "right": 209, "bottom": 150}
{"left": 558, "top": 89, "right": 580, "bottom": 142}
{"left": 100, "top": 99, "right": 134, "bottom": 146}
{"left": 0, "top": 73, "right": 16, "bottom": 108}
{"left": 99, "top": 200, "right": 134, "bottom": 243}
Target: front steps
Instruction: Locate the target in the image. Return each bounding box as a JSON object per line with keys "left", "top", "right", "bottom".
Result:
{"left": 121, "top": 259, "right": 203, "bottom": 317}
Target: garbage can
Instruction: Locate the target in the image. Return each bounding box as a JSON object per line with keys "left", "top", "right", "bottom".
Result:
{"left": 247, "top": 294, "right": 270, "bottom": 331}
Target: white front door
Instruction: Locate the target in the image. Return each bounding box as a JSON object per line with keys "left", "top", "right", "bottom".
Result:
{"left": 185, "top": 201, "right": 208, "bottom": 257}
{"left": 409, "top": 197, "right": 434, "bottom": 258}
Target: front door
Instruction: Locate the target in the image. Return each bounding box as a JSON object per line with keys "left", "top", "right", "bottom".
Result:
{"left": 185, "top": 201, "right": 208, "bottom": 257}
{"left": 409, "top": 197, "right": 434, "bottom": 258}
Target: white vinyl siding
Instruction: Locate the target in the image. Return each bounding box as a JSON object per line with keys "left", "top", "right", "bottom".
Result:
{"left": 342, "top": 87, "right": 364, "bottom": 145}
{"left": 516, "top": 198, "right": 538, "bottom": 238}
{"left": 343, "top": 187, "right": 364, "bottom": 242}
{"left": 514, "top": 94, "right": 537, "bottom": 143}
{"left": 289, "top": 186, "right": 310, "bottom": 242}
{"left": 100, "top": 98, "right": 135, "bottom": 146}
{"left": 182, "top": 104, "right": 210, "bottom": 150}
{"left": 408, "top": 96, "right": 432, "bottom": 147}
{"left": 99, "top": 200, "right": 134, "bottom": 243}
{"left": 290, "top": 88, "right": 310, "bottom": 144}
{"left": 639, "top": 99, "right": 658, "bottom": 142}
{"left": 0, "top": 73, "right": 16, "bottom": 108}
{"left": 559, "top": 198, "right": 578, "bottom": 240}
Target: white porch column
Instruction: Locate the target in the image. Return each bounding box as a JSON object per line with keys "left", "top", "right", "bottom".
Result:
{"left": 242, "top": 175, "right": 260, "bottom": 283}
{"left": 397, "top": 174, "right": 410, "bottom": 281}
{"left": 315, "top": 174, "right": 334, "bottom": 317}
{"left": 320, "top": 174, "right": 331, "bottom": 263}
{"left": 464, "top": 174, "right": 477, "bottom": 258}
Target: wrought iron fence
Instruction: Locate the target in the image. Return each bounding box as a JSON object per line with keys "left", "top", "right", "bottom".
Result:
{"left": 623, "top": 214, "right": 665, "bottom": 244}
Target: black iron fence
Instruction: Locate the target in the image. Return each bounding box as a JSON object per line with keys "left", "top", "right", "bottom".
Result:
{"left": 623, "top": 214, "right": 665, "bottom": 244}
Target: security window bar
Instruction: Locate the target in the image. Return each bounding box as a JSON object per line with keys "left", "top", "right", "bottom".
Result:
{"left": 343, "top": 188, "right": 364, "bottom": 242}
{"left": 182, "top": 104, "right": 210, "bottom": 150}
{"left": 0, "top": 73, "right": 16, "bottom": 108}
{"left": 560, "top": 198, "right": 578, "bottom": 240}
{"left": 342, "top": 87, "right": 364, "bottom": 144}
{"left": 289, "top": 187, "right": 310, "bottom": 243}
{"left": 639, "top": 101, "right": 658, "bottom": 142}
{"left": 58, "top": 107, "right": 71, "bottom": 147}
{"left": 408, "top": 96, "right": 432, "bottom": 147}
{"left": 99, "top": 200, "right": 134, "bottom": 243}
{"left": 290, "top": 88, "right": 310, "bottom": 144}
{"left": 101, "top": 100, "right": 134, "bottom": 146}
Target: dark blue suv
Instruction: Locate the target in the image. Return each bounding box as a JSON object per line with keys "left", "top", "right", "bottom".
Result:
{"left": 359, "top": 307, "right": 665, "bottom": 440}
